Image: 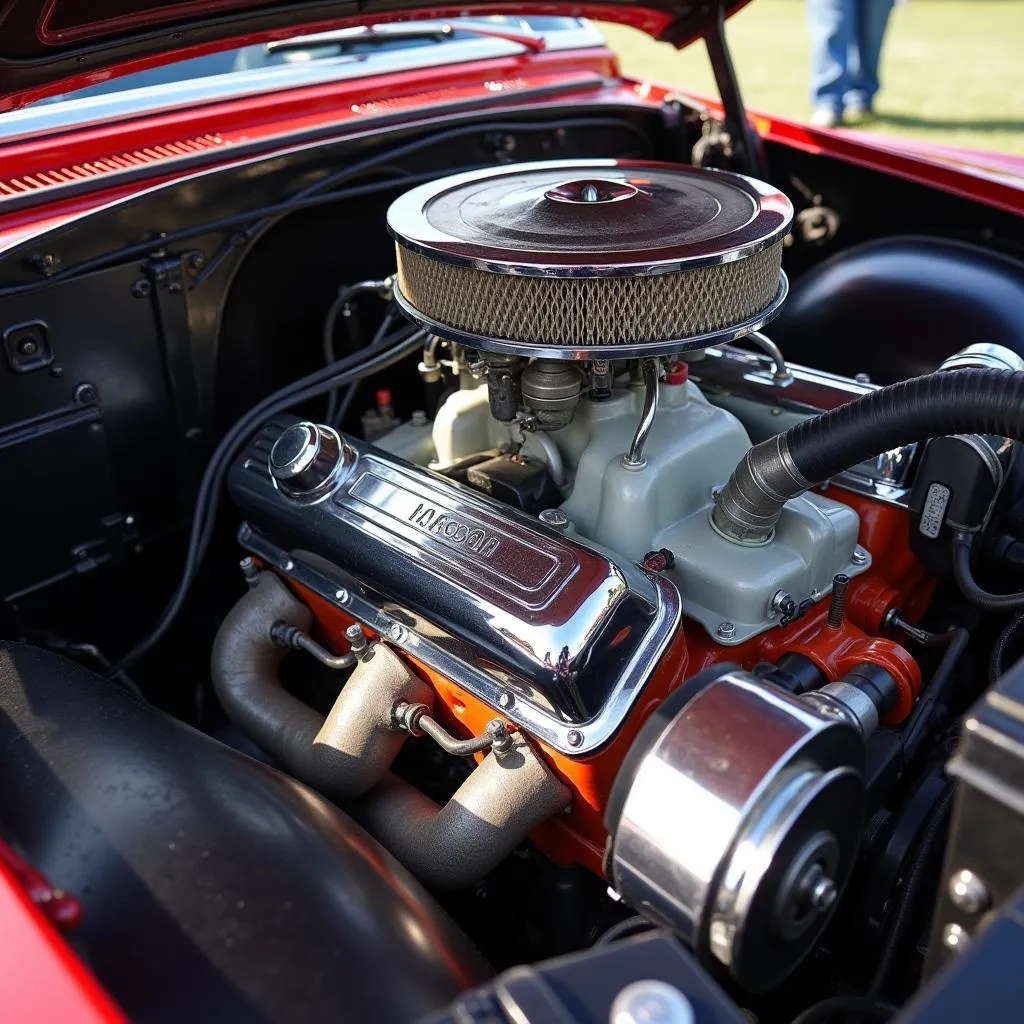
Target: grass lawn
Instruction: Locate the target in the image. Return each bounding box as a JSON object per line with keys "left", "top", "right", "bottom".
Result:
{"left": 598, "top": 0, "right": 1024, "bottom": 155}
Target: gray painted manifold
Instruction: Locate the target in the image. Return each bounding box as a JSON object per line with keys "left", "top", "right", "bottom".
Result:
{"left": 426, "top": 376, "right": 867, "bottom": 645}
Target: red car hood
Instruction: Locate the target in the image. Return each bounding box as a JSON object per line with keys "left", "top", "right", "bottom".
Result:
{"left": 0, "top": 0, "right": 750, "bottom": 108}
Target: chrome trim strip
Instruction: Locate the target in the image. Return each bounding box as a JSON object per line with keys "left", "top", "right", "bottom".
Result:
{"left": 387, "top": 160, "right": 794, "bottom": 276}
{"left": 692, "top": 344, "right": 878, "bottom": 412}
{"left": 392, "top": 272, "right": 790, "bottom": 360}
{"left": 240, "top": 525, "right": 681, "bottom": 757}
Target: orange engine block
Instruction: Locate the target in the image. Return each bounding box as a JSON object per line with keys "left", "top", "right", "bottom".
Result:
{"left": 280, "top": 484, "right": 932, "bottom": 878}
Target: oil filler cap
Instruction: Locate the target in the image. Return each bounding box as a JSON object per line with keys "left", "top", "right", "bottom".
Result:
{"left": 269, "top": 422, "right": 351, "bottom": 500}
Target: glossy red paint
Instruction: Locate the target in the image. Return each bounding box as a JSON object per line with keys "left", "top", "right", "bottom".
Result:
{"left": 0, "top": 841, "right": 83, "bottom": 931}
{"left": 0, "top": 841, "right": 127, "bottom": 1024}
{"left": 0, "top": 3, "right": 681, "bottom": 109}
{"left": 0, "top": 47, "right": 624, "bottom": 217}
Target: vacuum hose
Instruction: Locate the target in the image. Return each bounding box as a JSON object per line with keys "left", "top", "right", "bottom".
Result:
{"left": 712, "top": 368, "right": 1024, "bottom": 544}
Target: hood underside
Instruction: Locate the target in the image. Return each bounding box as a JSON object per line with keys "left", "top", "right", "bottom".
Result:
{"left": 0, "top": 0, "right": 749, "bottom": 108}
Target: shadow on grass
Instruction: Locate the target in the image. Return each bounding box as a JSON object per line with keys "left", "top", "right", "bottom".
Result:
{"left": 873, "top": 112, "right": 1024, "bottom": 133}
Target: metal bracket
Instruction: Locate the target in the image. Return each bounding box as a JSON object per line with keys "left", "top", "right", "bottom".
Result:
{"left": 701, "top": 3, "right": 769, "bottom": 180}
{"left": 142, "top": 252, "right": 206, "bottom": 490}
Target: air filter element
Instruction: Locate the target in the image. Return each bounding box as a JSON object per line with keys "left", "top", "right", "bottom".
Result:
{"left": 388, "top": 159, "right": 793, "bottom": 359}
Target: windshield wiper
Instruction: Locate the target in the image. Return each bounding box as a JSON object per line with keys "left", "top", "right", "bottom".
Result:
{"left": 266, "top": 23, "right": 546, "bottom": 56}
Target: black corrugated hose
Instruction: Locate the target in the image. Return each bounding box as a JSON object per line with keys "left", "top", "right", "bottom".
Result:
{"left": 784, "top": 368, "right": 1024, "bottom": 483}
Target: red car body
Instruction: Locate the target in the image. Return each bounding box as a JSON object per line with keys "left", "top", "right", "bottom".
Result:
{"left": 0, "top": 2, "right": 1020, "bottom": 1019}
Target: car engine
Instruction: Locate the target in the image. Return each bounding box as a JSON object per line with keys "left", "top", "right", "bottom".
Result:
{"left": 211, "top": 159, "right": 1018, "bottom": 995}
{"left": 4, "top": 141, "right": 1024, "bottom": 1024}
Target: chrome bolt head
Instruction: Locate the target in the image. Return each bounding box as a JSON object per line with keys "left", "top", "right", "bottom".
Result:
{"left": 716, "top": 621, "right": 737, "bottom": 640}
{"left": 388, "top": 622, "right": 407, "bottom": 643}
{"left": 942, "top": 922, "right": 969, "bottom": 952}
{"left": 808, "top": 876, "right": 838, "bottom": 913}
{"left": 851, "top": 548, "right": 868, "bottom": 566}
{"left": 948, "top": 869, "right": 990, "bottom": 915}
{"left": 239, "top": 556, "right": 259, "bottom": 583}
{"left": 610, "top": 980, "right": 695, "bottom": 1024}
{"left": 335, "top": 588, "right": 350, "bottom": 604}
{"left": 498, "top": 691, "right": 514, "bottom": 709}
{"left": 567, "top": 729, "right": 584, "bottom": 748}
{"left": 539, "top": 508, "right": 569, "bottom": 531}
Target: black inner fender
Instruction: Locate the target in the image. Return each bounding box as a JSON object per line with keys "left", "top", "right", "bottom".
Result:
{"left": 0, "top": 642, "right": 489, "bottom": 1024}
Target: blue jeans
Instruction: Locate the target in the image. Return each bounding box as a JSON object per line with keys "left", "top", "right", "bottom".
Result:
{"left": 807, "top": 0, "right": 894, "bottom": 112}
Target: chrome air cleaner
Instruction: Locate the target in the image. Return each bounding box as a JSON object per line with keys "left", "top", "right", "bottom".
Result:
{"left": 387, "top": 159, "right": 793, "bottom": 359}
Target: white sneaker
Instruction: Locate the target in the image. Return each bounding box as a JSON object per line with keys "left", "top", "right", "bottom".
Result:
{"left": 810, "top": 106, "right": 841, "bottom": 129}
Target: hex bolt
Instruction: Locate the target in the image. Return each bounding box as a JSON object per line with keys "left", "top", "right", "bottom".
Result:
{"left": 609, "top": 981, "right": 695, "bottom": 1024}
{"left": 74, "top": 382, "right": 98, "bottom": 405}
{"left": 566, "top": 729, "right": 584, "bottom": 748}
{"left": 17, "top": 337, "right": 38, "bottom": 356}
{"left": 851, "top": 548, "right": 868, "bottom": 566}
{"left": 539, "top": 508, "right": 569, "bottom": 532}
{"left": 716, "top": 621, "right": 737, "bottom": 641}
{"left": 334, "top": 588, "right": 350, "bottom": 605}
{"left": 239, "top": 556, "right": 259, "bottom": 586}
{"left": 130, "top": 278, "right": 152, "bottom": 299}
{"left": 388, "top": 622, "right": 407, "bottom": 643}
{"left": 948, "top": 869, "right": 990, "bottom": 915}
{"left": 345, "top": 624, "right": 370, "bottom": 662}
{"left": 498, "top": 691, "right": 514, "bottom": 709}
{"left": 486, "top": 720, "right": 514, "bottom": 758}
{"left": 827, "top": 574, "right": 851, "bottom": 629}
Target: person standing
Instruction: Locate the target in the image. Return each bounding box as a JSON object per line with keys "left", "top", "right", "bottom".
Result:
{"left": 807, "top": 0, "right": 895, "bottom": 128}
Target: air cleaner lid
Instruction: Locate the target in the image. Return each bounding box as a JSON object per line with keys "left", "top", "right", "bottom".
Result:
{"left": 387, "top": 159, "right": 793, "bottom": 277}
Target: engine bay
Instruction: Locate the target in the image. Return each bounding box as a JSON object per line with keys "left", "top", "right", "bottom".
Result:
{"left": 2, "top": 109, "right": 1024, "bottom": 1024}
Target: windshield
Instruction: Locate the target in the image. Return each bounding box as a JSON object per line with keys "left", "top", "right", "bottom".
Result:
{"left": 1, "top": 16, "right": 603, "bottom": 139}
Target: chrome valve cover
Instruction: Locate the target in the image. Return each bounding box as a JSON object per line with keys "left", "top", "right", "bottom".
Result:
{"left": 229, "top": 418, "right": 680, "bottom": 756}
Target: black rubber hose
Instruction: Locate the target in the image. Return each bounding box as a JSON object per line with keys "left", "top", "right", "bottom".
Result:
{"left": 952, "top": 530, "right": 1024, "bottom": 611}
{"left": 900, "top": 627, "right": 970, "bottom": 763}
{"left": 786, "top": 368, "right": 1024, "bottom": 482}
{"left": 323, "top": 282, "right": 392, "bottom": 424}
{"left": 108, "top": 330, "right": 421, "bottom": 676}
{"left": 990, "top": 612, "right": 1024, "bottom": 683}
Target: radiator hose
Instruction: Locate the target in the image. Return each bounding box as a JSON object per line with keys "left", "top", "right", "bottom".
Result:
{"left": 712, "top": 368, "right": 1024, "bottom": 544}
